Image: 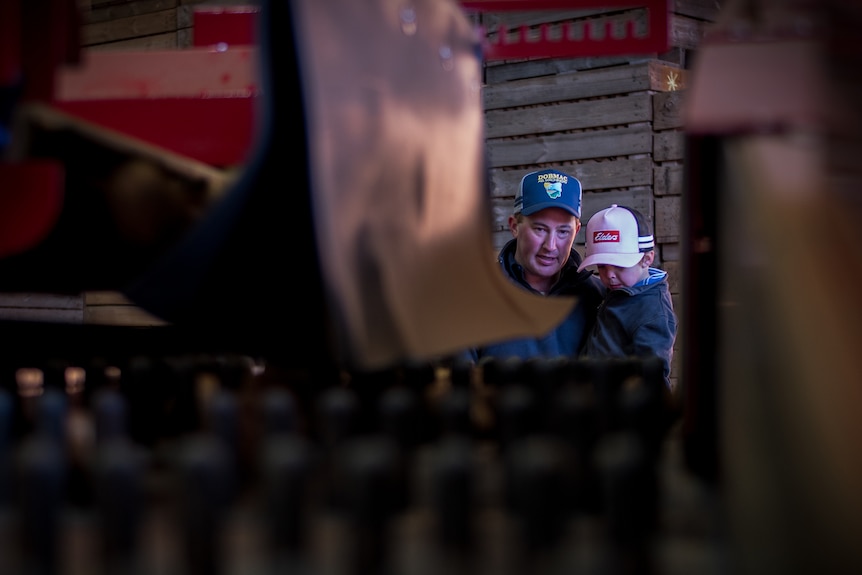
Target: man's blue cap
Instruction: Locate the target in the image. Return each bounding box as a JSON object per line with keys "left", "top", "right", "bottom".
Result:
{"left": 514, "top": 168, "right": 582, "bottom": 219}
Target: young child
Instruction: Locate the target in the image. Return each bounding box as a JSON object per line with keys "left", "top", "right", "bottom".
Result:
{"left": 577, "top": 204, "right": 677, "bottom": 390}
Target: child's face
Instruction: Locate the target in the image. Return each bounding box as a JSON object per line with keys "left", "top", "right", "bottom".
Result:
{"left": 596, "top": 257, "right": 649, "bottom": 290}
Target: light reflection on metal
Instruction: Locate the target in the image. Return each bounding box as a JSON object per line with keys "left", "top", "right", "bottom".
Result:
{"left": 16, "top": 367, "right": 43, "bottom": 398}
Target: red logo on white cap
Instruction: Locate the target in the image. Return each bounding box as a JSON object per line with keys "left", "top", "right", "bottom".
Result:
{"left": 593, "top": 230, "right": 620, "bottom": 243}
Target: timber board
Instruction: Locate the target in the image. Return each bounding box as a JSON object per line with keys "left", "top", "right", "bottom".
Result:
{"left": 671, "top": 0, "right": 723, "bottom": 22}
{"left": 653, "top": 90, "right": 686, "bottom": 130}
{"left": 655, "top": 195, "right": 682, "bottom": 243}
{"left": 487, "top": 125, "right": 653, "bottom": 168}
{"left": 483, "top": 61, "right": 685, "bottom": 110}
{"left": 654, "top": 163, "right": 684, "bottom": 196}
{"left": 669, "top": 14, "right": 708, "bottom": 50}
{"left": 485, "top": 54, "right": 638, "bottom": 84}
{"left": 485, "top": 93, "right": 652, "bottom": 139}
{"left": 86, "top": 31, "right": 180, "bottom": 50}
{"left": 653, "top": 130, "right": 685, "bottom": 162}
{"left": 83, "top": 0, "right": 179, "bottom": 24}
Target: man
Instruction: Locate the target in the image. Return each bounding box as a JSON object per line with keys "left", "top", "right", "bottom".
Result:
{"left": 459, "top": 168, "right": 606, "bottom": 362}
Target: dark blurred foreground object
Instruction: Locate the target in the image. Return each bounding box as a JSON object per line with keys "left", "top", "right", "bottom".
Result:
{"left": 1, "top": 0, "right": 595, "bottom": 372}
{"left": 0, "top": 353, "right": 706, "bottom": 575}
{"left": 682, "top": 0, "right": 862, "bottom": 573}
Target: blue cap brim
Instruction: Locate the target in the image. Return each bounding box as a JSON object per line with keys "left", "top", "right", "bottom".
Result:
{"left": 521, "top": 201, "right": 580, "bottom": 219}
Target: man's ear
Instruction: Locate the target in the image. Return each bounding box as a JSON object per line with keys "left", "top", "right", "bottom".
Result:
{"left": 508, "top": 214, "right": 519, "bottom": 236}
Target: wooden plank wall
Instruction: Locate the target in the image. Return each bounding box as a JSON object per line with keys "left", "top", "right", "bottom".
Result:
{"left": 4, "top": 0, "right": 721, "bottom": 348}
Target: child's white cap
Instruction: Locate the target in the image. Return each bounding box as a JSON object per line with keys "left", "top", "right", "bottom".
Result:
{"left": 577, "top": 204, "right": 654, "bottom": 271}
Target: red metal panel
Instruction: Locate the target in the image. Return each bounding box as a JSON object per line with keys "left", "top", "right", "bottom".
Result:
{"left": 52, "top": 98, "right": 257, "bottom": 167}
{"left": 21, "top": 0, "right": 81, "bottom": 101}
{"left": 460, "top": 0, "right": 669, "bottom": 59}
{"left": 55, "top": 47, "right": 260, "bottom": 101}
{"left": 0, "top": 161, "right": 65, "bottom": 257}
{"left": 192, "top": 5, "right": 260, "bottom": 47}
{"left": 0, "top": 0, "right": 23, "bottom": 86}
{"left": 53, "top": 47, "right": 260, "bottom": 166}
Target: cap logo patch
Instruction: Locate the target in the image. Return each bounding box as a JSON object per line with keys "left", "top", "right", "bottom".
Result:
{"left": 543, "top": 181, "right": 563, "bottom": 200}
{"left": 593, "top": 230, "right": 620, "bottom": 243}
{"left": 537, "top": 172, "right": 568, "bottom": 184}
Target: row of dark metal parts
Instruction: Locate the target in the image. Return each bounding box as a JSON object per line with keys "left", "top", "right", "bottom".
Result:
{"left": 0, "top": 353, "right": 699, "bottom": 575}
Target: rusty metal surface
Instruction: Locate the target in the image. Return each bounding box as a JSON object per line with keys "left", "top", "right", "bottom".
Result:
{"left": 292, "top": 0, "right": 577, "bottom": 369}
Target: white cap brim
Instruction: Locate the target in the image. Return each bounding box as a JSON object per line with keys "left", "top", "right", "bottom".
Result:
{"left": 577, "top": 251, "right": 643, "bottom": 272}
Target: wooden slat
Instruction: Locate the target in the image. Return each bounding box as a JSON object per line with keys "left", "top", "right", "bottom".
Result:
{"left": 655, "top": 195, "right": 681, "bottom": 243}
{"left": 484, "top": 54, "right": 639, "bottom": 84}
{"left": 82, "top": 0, "right": 179, "bottom": 24}
{"left": 483, "top": 61, "right": 685, "bottom": 110}
{"left": 654, "top": 239, "right": 679, "bottom": 266}
{"left": 483, "top": 47, "right": 687, "bottom": 86}
{"left": 662, "top": 259, "right": 681, "bottom": 295}
{"left": 483, "top": 61, "right": 650, "bottom": 110}
{"left": 487, "top": 125, "right": 653, "bottom": 168}
{"left": 653, "top": 89, "right": 685, "bottom": 130}
{"left": 653, "top": 162, "right": 683, "bottom": 196}
{"left": 488, "top": 157, "right": 654, "bottom": 198}
{"left": 669, "top": 14, "right": 707, "bottom": 51}
{"left": 86, "top": 31, "right": 179, "bottom": 50}
{"left": 662, "top": 241, "right": 681, "bottom": 262}
{"left": 657, "top": 46, "right": 687, "bottom": 68}
{"left": 485, "top": 93, "right": 651, "bottom": 139}
{"left": 671, "top": 0, "right": 722, "bottom": 23}
{"left": 650, "top": 65, "right": 687, "bottom": 93}
{"left": 653, "top": 130, "right": 685, "bottom": 162}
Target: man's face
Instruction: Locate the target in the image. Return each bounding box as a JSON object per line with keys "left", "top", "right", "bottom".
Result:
{"left": 511, "top": 207, "right": 580, "bottom": 283}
